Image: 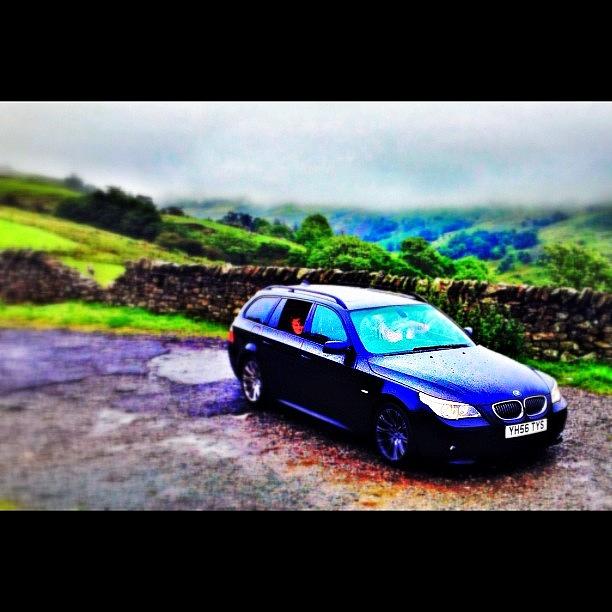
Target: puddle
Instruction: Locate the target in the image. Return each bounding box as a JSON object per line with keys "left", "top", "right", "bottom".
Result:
{"left": 149, "top": 348, "right": 234, "bottom": 385}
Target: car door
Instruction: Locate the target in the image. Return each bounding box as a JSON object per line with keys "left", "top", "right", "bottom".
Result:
{"left": 298, "top": 304, "right": 371, "bottom": 430}
{"left": 237, "top": 295, "right": 281, "bottom": 386}
{"left": 257, "top": 298, "right": 313, "bottom": 403}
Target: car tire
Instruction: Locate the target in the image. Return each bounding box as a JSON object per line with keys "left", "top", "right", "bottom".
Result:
{"left": 240, "top": 357, "right": 267, "bottom": 408}
{"left": 373, "top": 402, "right": 414, "bottom": 465}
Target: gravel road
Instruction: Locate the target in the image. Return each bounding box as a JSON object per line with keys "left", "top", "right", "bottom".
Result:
{"left": 0, "top": 329, "right": 609, "bottom": 510}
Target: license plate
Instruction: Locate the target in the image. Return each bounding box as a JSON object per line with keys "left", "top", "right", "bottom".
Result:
{"left": 505, "top": 419, "right": 547, "bottom": 439}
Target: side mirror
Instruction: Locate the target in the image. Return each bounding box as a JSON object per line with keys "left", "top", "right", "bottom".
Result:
{"left": 323, "top": 340, "right": 351, "bottom": 354}
{"left": 464, "top": 326, "right": 473, "bottom": 338}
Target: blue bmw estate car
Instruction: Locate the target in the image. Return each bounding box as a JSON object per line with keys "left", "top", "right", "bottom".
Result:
{"left": 227, "top": 283, "right": 568, "bottom": 465}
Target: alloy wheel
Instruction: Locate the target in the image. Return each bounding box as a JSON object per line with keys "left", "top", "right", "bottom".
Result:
{"left": 375, "top": 406, "right": 411, "bottom": 463}
{"left": 242, "top": 359, "right": 262, "bottom": 403}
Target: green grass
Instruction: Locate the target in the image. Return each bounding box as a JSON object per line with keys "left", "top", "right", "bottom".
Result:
{"left": 0, "top": 218, "right": 79, "bottom": 252}
{"left": 59, "top": 258, "right": 125, "bottom": 287}
{"left": 522, "top": 358, "right": 612, "bottom": 395}
{"left": 0, "top": 301, "right": 228, "bottom": 338}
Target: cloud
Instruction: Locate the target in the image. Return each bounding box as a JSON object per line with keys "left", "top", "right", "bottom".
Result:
{"left": 1, "top": 101, "right": 611, "bottom": 208}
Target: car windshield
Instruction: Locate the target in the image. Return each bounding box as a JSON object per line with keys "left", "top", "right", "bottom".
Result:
{"left": 350, "top": 303, "right": 474, "bottom": 355}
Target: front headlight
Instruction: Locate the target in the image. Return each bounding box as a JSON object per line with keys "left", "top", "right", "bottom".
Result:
{"left": 418, "top": 392, "right": 481, "bottom": 420}
{"left": 550, "top": 380, "right": 562, "bottom": 404}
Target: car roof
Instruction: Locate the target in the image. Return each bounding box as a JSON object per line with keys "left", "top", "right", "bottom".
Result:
{"left": 260, "top": 284, "right": 426, "bottom": 310}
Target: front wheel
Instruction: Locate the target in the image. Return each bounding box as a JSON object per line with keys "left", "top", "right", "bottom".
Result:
{"left": 374, "top": 403, "right": 414, "bottom": 465}
{"left": 240, "top": 357, "right": 266, "bottom": 407}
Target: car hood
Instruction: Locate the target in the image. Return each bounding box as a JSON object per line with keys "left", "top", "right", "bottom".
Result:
{"left": 368, "top": 345, "right": 550, "bottom": 405}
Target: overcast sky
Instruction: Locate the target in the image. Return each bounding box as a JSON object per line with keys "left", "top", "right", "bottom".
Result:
{"left": 1, "top": 101, "right": 612, "bottom": 209}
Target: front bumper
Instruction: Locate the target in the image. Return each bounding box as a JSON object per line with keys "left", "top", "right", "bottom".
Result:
{"left": 411, "top": 401, "right": 568, "bottom": 463}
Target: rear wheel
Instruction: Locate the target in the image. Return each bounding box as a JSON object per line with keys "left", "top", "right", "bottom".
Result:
{"left": 240, "top": 357, "right": 266, "bottom": 407}
{"left": 374, "top": 403, "right": 413, "bottom": 465}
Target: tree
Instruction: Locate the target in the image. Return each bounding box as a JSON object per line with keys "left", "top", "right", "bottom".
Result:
{"left": 268, "top": 219, "right": 295, "bottom": 240}
{"left": 497, "top": 252, "right": 517, "bottom": 273}
{"left": 295, "top": 214, "right": 333, "bottom": 248}
{"left": 453, "top": 256, "right": 490, "bottom": 281}
{"left": 306, "top": 235, "right": 415, "bottom": 275}
{"left": 399, "top": 237, "right": 455, "bottom": 278}
{"left": 540, "top": 244, "right": 612, "bottom": 291}
{"left": 56, "top": 186, "right": 162, "bottom": 241}
{"left": 517, "top": 250, "right": 533, "bottom": 264}
{"left": 160, "top": 206, "right": 185, "bottom": 216}
{"left": 221, "top": 211, "right": 255, "bottom": 231}
{"left": 63, "top": 174, "right": 86, "bottom": 192}
{"left": 253, "top": 217, "right": 272, "bottom": 234}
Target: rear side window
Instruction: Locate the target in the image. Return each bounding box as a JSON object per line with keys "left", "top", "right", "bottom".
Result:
{"left": 243, "top": 297, "right": 279, "bottom": 324}
{"left": 309, "top": 305, "right": 348, "bottom": 343}
{"left": 276, "top": 299, "right": 313, "bottom": 336}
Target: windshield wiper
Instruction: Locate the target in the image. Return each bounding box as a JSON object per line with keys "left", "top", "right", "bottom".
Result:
{"left": 409, "top": 344, "right": 469, "bottom": 353}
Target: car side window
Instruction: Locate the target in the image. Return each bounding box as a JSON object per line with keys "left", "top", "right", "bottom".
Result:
{"left": 308, "top": 305, "right": 348, "bottom": 344}
{"left": 275, "top": 299, "right": 313, "bottom": 336}
{"left": 244, "top": 297, "right": 279, "bottom": 325}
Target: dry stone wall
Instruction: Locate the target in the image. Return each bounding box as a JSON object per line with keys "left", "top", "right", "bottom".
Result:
{"left": 1, "top": 251, "right": 610, "bottom": 362}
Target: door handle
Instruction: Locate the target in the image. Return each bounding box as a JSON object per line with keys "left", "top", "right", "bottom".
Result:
{"left": 299, "top": 353, "right": 312, "bottom": 360}
{"left": 262, "top": 339, "right": 271, "bottom": 346}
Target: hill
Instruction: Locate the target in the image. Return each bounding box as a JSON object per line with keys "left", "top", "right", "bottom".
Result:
{"left": 162, "top": 214, "right": 307, "bottom": 265}
{"left": 0, "top": 206, "right": 215, "bottom": 286}
{"left": 0, "top": 174, "right": 307, "bottom": 285}
{"left": 0, "top": 173, "right": 81, "bottom": 213}
{"left": 173, "top": 197, "right": 612, "bottom": 286}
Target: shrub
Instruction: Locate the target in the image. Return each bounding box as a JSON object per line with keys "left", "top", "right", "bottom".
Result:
{"left": 423, "top": 286, "right": 525, "bottom": 358}
{"left": 255, "top": 242, "right": 291, "bottom": 264}
{"left": 155, "top": 231, "right": 206, "bottom": 256}
{"left": 453, "top": 256, "right": 490, "bottom": 281}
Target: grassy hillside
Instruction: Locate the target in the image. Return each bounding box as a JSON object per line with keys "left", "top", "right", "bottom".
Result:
{"left": 0, "top": 174, "right": 306, "bottom": 284}
{"left": 163, "top": 214, "right": 307, "bottom": 265}
{"left": 0, "top": 175, "right": 80, "bottom": 213}
{"left": 0, "top": 206, "right": 214, "bottom": 286}
{"left": 451, "top": 209, "right": 612, "bottom": 286}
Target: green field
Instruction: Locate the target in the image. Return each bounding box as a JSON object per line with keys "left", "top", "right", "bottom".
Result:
{"left": 0, "top": 218, "right": 79, "bottom": 252}
{"left": 0, "top": 301, "right": 229, "bottom": 337}
{"left": 0, "top": 206, "right": 216, "bottom": 286}
{"left": 0, "top": 175, "right": 80, "bottom": 212}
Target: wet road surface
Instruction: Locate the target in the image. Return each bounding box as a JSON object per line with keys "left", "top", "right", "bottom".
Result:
{"left": 0, "top": 329, "right": 610, "bottom": 510}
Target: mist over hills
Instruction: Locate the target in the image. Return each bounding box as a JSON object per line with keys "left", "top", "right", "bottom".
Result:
{"left": 167, "top": 197, "right": 612, "bottom": 253}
